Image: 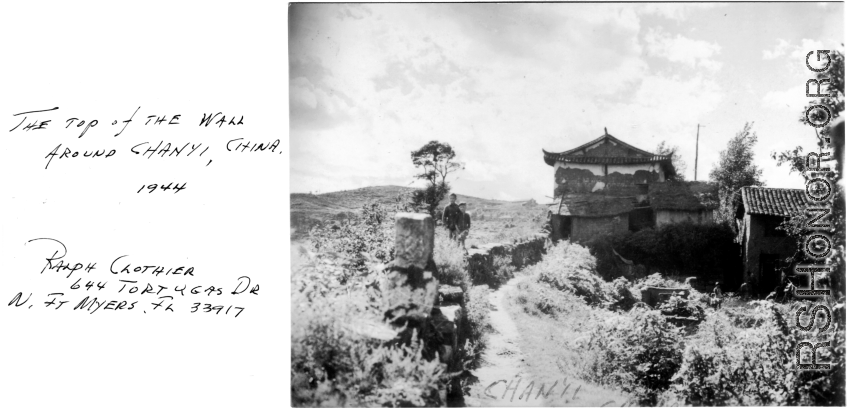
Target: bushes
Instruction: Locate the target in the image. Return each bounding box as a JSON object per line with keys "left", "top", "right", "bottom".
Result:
{"left": 296, "top": 206, "right": 457, "bottom": 407}
{"left": 658, "top": 294, "right": 705, "bottom": 320}
{"left": 491, "top": 255, "right": 517, "bottom": 285}
{"left": 292, "top": 254, "right": 447, "bottom": 407}
{"left": 587, "top": 221, "right": 741, "bottom": 285}
{"left": 463, "top": 285, "right": 492, "bottom": 349}
{"left": 672, "top": 300, "right": 846, "bottom": 406}
{"left": 433, "top": 234, "right": 469, "bottom": 288}
{"left": 309, "top": 202, "right": 395, "bottom": 274}
{"left": 512, "top": 278, "right": 580, "bottom": 318}
{"left": 607, "top": 276, "right": 638, "bottom": 312}
{"left": 531, "top": 241, "right": 608, "bottom": 305}
{"left": 526, "top": 240, "right": 636, "bottom": 310}
{"left": 580, "top": 309, "right": 684, "bottom": 405}
{"left": 508, "top": 234, "right": 845, "bottom": 406}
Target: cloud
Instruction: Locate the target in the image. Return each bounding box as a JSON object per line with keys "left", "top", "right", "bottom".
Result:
{"left": 644, "top": 28, "right": 723, "bottom": 71}
{"left": 763, "top": 39, "right": 792, "bottom": 60}
{"left": 762, "top": 85, "right": 807, "bottom": 113}
{"left": 372, "top": 41, "right": 469, "bottom": 97}
{"left": 636, "top": 3, "right": 725, "bottom": 21}
{"left": 762, "top": 38, "right": 839, "bottom": 67}
{"left": 497, "top": 191, "right": 518, "bottom": 201}
{"left": 289, "top": 77, "right": 355, "bottom": 131}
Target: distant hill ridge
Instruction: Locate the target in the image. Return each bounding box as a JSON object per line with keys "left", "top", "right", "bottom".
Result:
{"left": 291, "top": 185, "right": 527, "bottom": 211}
{"left": 291, "top": 185, "right": 534, "bottom": 236}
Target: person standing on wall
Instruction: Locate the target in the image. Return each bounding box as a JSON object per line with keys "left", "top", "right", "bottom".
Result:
{"left": 442, "top": 193, "right": 462, "bottom": 241}
{"left": 457, "top": 202, "right": 471, "bottom": 248}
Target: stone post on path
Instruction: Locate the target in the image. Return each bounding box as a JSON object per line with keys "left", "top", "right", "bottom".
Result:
{"left": 385, "top": 213, "right": 440, "bottom": 347}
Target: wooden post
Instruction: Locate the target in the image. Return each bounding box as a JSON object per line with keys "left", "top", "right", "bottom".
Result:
{"left": 695, "top": 124, "right": 704, "bottom": 181}
{"left": 386, "top": 213, "right": 439, "bottom": 345}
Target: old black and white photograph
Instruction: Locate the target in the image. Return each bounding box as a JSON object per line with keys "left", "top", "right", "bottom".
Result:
{"left": 289, "top": 2, "right": 846, "bottom": 406}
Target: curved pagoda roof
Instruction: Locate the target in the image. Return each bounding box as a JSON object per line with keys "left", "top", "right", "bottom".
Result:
{"left": 543, "top": 130, "right": 672, "bottom": 167}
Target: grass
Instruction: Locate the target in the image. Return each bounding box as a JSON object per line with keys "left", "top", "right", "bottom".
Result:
{"left": 502, "top": 273, "right": 630, "bottom": 406}
{"left": 290, "top": 185, "right": 549, "bottom": 242}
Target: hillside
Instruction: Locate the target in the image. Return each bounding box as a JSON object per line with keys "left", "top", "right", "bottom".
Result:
{"left": 290, "top": 185, "right": 548, "bottom": 242}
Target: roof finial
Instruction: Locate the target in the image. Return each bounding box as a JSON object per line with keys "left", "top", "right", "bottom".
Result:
{"left": 604, "top": 127, "right": 608, "bottom": 135}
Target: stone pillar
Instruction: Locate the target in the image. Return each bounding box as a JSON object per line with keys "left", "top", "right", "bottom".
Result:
{"left": 385, "top": 213, "right": 440, "bottom": 346}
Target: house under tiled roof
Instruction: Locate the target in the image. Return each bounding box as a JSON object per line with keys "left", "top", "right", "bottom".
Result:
{"left": 543, "top": 130, "right": 672, "bottom": 167}
{"left": 549, "top": 195, "right": 634, "bottom": 217}
{"left": 737, "top": 187, "right": 806, "bottom": 217}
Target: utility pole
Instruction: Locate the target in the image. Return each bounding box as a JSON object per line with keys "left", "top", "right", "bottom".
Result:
{"left": 695, "top": 124, "right": 704, "bottom": 181}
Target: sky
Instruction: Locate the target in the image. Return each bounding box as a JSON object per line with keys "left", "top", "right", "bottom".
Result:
{"left": 289, "top": 3, "right": 844, "bottom": 203}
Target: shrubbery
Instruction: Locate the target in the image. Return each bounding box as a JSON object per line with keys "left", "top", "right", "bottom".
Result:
{"left": 530, "top": 241, "right": 608, "bottom": 305}
{"left": 292, "top": 253, "right": 447, "bottom": 407}
{"left": 463, "top": 285, "right": 492, "bottom": 350}
{"left": 525, "top": 241, "right": 636, "bottom": 310}
{"left": 511, "top": 239, "right": 845, "bottom": 406}
{"left": 672, "top": 300, "right": 845, "bottom": 406}
{"left": 491, "top": 255, "right": 517, "bottom": 285}
{"left": 634, "top": 272, "right": 690, "bottom": 290}
{"left": 581, "top": 309, "right": 684, "bottom": 405}
{"left": 433, "top": 233, "right": 469, "bottom": 288}
{"left": 587, "top": 221, "right": 741, "bottom": 285}
{"left": 309, "top": 202, "right": 395, "bottom": 274}
{"left": 299, "top": 200, "right": 503, "bottom": 405}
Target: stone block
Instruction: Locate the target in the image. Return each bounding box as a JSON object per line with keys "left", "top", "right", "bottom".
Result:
{"left": 438, "top": 285, "right": 464, "bottom": 304}
{"left": 393, "top": 213, "right": 434, "bottom": 270}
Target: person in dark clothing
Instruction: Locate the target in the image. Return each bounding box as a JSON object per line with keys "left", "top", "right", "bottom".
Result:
{"left": 457, "top": 203, "right": 471, "bottom": 248}
{"left": 442, "top": 194, "right": 462, "bottom": 241}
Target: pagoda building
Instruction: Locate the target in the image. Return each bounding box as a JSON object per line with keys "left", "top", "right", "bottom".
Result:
{"left": 543, "top": 129, "right": 715, "bottom": 242}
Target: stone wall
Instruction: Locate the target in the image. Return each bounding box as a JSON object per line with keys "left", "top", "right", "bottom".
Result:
{"left": 466, "top": 233, "right": 549, "bottom": 287}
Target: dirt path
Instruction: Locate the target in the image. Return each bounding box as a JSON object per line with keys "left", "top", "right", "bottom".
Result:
{"left": 465, "top": 276, "right": 547, "bottom": 407}
{"left": 465, "top": 276, "right": 630, "bottom": 407}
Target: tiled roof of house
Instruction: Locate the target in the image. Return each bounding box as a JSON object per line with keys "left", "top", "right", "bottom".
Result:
{"left": 542, "top": 132, "right": 671, "bottom": 166}
{"left": 549, "top": 195, "right": 634, "bottom": 217}
{"left": 739, "top": 187, "right": 806, "bottom": 216}
{"left": 542, "top": 154, "right": 671, "bottom": 166}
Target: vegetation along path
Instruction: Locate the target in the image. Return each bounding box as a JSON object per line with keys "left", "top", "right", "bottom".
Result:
{"left": 466, "top": 275, "right": 629, "bottom": 407}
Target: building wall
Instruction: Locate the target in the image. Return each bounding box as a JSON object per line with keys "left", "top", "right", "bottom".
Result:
{"left": 607, "top": 163, "right": 665, "bottom": 181}
{"left": 570, "top": 214, "right": 629, "bottom": 243}
{"left": 655, "top": 209, "right": 715, "bottom": 227}
{"left": 742, "top": 214, "right": 796, "bottom": 292}
{"left": 553, "top": 161, "right": 664, "bottom": 197}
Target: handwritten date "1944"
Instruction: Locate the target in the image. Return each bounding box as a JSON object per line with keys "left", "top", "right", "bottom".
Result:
{"left": 138, "top": 183, "right": 186, "bottom": 194}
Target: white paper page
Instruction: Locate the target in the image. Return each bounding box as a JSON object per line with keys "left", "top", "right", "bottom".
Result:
{"left": 0, "top": 2, "right": 287, "bottom": 408}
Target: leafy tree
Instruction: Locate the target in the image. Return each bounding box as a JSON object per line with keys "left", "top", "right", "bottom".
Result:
{"left": 655, "top": 141, "right": 687, "bottom": 181}
{"left": 769, "top": 49, "right": 845, "bottom": 300}
{"left": 709, "top": 122, "right": 764, "bottom": 222}
{"left": 772, "top": 49, "right": 844, "bottom": 174}
{"left": 410, "top": 141, "right": 463, "bottom": 216}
